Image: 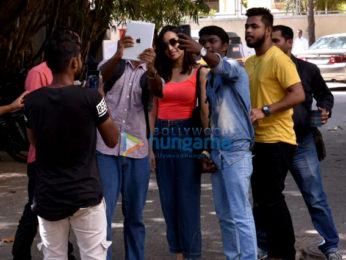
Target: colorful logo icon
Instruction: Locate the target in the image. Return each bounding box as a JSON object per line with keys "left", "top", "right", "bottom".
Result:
{"left": 122, "top": 132, "right": 145, "bottom": 156}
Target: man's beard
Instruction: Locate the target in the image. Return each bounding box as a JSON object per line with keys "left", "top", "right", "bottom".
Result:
{"left": 246, "top": 33, "right": 266, "bottom": 48}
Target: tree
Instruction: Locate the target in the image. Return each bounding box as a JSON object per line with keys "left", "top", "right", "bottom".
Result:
{"left": 308, "top": 0, "right": 315, "bottom": 46}
{"left": 0, "top": 0, "right": 208, "bottom": 101}
{"left": 314, "top": 0, "right": 346, "bottom": 12}
{"left": 306, "top": 0, "right": 345, "bottom": 45}
{"left": 111, "top": 0, "right": 209, "bottom": 29}
{"left": 283, "top": 0, "right": 346, "bottom": 46}
{"left": 285, "top": 0, "right": 346, "bottom": 14}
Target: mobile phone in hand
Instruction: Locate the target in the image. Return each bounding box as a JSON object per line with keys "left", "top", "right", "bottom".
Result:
{"left": 177, "top": 25, "right": 191, "bottom": 50}
{"left": 86, "top": 70, "right": 100, "bottom": 89}
{"left": 178, "top": 25, "right": 191, "bottom": 36}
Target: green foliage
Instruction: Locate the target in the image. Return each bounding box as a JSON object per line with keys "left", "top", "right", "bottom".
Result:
{"left": 339, "top": 3, "right": 346, "bottom": 10}
{"left": 314, "top": 0, "right": 346, "bottom": 11}
{"left": 111, "top": 0, "right": 209, "bottom": 28}
{"left": 283, "top": 0, "right": 346, "bottom": 14}
{"left": 0, "top": 0, "right": 208, "bottom": 84}
{"left": 207, "top": 9, "right": 217, "bottom": 16}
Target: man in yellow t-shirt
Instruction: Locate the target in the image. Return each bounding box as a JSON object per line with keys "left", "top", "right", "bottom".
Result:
{"left": 244, "top": 7, "right": 305, "bottom": 260}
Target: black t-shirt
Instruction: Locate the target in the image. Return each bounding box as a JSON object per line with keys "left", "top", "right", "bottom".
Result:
{"left": 24, "top": 85, "right": 109, "bottom": 221}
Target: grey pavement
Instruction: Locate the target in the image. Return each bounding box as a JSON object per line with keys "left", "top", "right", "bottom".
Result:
{"left": 1, "top": 91, "right": 346, "bottom": 260}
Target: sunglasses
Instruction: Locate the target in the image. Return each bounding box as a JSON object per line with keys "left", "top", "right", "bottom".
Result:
{"left": 162, "top": 38, "right": 179, "bottom": 50}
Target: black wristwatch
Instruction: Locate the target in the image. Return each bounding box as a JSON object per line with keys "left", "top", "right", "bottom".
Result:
{"left": 262, "top": 106, "right": 271, "bottom": 116}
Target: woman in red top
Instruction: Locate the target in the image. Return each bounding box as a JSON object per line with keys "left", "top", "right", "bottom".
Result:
{"left": 153, "top": 25, "right": 208, "bottom": 260}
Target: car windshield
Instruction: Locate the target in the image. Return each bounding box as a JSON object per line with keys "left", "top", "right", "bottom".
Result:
{"left": 310, "top": 36, "right": 346, "bottom": 50}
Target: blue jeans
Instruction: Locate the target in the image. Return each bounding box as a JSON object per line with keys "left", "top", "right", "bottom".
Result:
{"left": 290, "top": 133, "right": 339, "bottom": 254}
{"left": 154, "top": 118, "right": 202, "bottom": 259}
{"left": 97, "top": 152, "right": 150, "bottom": 260}
{"left": 211, "top": 151, "right": 257, "bottom": 260}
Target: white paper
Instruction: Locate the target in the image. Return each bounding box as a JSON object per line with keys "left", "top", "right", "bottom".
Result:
{"left": 122, "top": 21, "right": 155, "bottom": 61}
{"left": 102, "top": 40, "right": 117, "bottom": 60}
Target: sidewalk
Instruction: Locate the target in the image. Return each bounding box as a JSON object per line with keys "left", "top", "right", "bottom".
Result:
{"left": 0, "top": 151, "right": 344, "bottom": 260}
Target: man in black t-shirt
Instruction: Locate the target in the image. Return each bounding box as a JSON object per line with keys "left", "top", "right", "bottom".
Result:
{"left": 24, "top": 29, "right": 118, "bottom": 260}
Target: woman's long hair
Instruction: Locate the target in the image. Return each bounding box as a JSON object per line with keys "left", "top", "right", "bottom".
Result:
{"left": 155, "top": 25, "right": 197, "bottom": 82}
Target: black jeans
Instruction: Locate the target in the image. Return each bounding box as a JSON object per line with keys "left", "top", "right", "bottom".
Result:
{"left": 251, "top": 142, "right": 296, "bottom": 260}
{"left": 12, "top": 162, "right": 75, "bottom": 260}
{"left": 12, "top": 162, "right": 38, "bottom": 260}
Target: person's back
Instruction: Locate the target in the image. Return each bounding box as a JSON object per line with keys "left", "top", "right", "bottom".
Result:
{"left": 25, "top": 61, "right": 53, "bottom": 163}
{"left": 25, "top": 62, "right": 52, "bottom": 92}
{"left": 25, "top": 85, "right": 108, "bottom": 220}
{"left": 12, "top": 51, "right": 73, "bottom": 260}
{"left": 24, "top": 27, "right": 118, "bottom": 260}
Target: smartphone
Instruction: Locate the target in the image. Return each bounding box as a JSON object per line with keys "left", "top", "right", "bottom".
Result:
{"left": 86, "top": 70, "right": 100, "bottom": 89}
{"left": 178, "top": 24, "right": 191, "bottom": 36}
{"left": 177, "top": 25, "right": 191, "bottom": 50}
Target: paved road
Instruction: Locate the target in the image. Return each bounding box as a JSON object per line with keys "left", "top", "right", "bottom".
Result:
{"left": 0, "top": 91, "right": 346, "bottom": 260}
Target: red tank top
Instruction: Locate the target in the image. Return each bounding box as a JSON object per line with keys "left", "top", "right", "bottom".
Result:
{"left": 158, "top": 68, "right": 199, "bottom": 120}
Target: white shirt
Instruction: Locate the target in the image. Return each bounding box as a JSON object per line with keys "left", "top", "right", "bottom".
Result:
{"left": 292, "top": 37, "right": 309, "bottom": 54}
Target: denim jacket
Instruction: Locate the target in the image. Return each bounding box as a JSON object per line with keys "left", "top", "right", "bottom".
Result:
{"left": 206, "top": 54, "right": 254, "bottom": 166}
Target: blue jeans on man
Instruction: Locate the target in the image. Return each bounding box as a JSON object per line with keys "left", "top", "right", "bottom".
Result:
{"left": 290, "top": 132, "right": 339, "bottom": 254}
{"left": 96, "top": 152, "right": 151, "bottom": 260}
{"left": 211, "top": 150, "right": 257, "bottom": 260}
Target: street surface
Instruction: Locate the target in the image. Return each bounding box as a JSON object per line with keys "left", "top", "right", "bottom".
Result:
{"left": 327, "top": 82, "right": 346, "bottom": 90}
{"left": 0, "top": 91, "right": 346, "bottom": 260}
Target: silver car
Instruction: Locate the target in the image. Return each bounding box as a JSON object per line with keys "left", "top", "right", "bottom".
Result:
{"left": 297, "top": 33, "right": 346, "bottom": 82}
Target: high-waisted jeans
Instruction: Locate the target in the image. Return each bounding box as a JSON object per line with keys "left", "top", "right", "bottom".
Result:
{"left": 154, "top": 118, "right": 202, "bottom": 259}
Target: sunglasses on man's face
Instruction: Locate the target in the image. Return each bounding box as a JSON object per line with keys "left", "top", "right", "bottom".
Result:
{"left": 162, "top": 38, "right": 179, "bottom": 50}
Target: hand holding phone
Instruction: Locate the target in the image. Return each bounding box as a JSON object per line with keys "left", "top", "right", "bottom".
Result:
{"left": 177, "top": 25, "right": 191, "bottom": 50}
{"left": 178, "top": 25, "right": 191, "bottom": 36}
{"left": 86, "top": 70, "right": 100, "bottom": 89}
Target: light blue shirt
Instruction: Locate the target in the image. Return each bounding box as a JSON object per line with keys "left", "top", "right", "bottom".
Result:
{"left": 206, "top": 54, "right": 254, "bottom": 166}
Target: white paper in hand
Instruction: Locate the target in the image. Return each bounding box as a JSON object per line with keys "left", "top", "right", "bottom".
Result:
{"left": 122, "top": 21, "right": 155, "bottom": 61}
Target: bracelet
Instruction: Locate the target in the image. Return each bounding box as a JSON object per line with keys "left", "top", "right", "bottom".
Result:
{"left": 201, "top": 150, "right": 211, "bottom": 159}
{"left": 148, "top": 70, "right": 158, "bottom": 79}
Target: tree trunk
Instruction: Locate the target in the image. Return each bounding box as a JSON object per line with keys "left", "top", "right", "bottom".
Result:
{"left": 308, "top": 0, "right": 315, "bottom": 46}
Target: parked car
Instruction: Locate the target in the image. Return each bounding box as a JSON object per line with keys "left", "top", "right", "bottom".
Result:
{"left": 297, "top": 33, "right": 346, "bottom": 82}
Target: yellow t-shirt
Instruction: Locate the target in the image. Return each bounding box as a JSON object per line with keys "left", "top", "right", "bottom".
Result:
{"left": 245, "top": 46, "right": 301, "bottom": 145}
